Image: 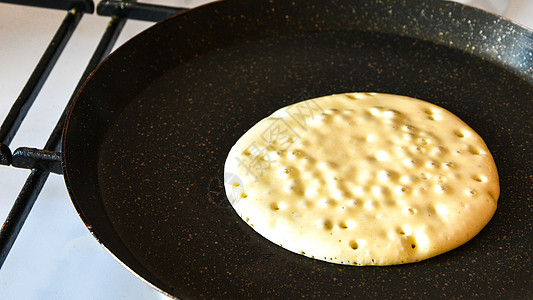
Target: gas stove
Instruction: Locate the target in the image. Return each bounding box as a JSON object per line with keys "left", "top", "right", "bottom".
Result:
{"left": 0, "top": 0, "right": 531, "bottom": 299}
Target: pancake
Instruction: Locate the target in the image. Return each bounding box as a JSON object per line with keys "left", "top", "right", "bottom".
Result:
{"left": 224, "top": 92, "right": 499, "bottom": 265}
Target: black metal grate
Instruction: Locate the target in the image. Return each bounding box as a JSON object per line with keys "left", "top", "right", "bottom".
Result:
{"left": 0, "top": 0, "right": 186, "bottom": 269}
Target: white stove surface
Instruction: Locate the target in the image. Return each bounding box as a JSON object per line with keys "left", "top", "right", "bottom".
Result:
{"left": 0, "top": 0, "right": 531, "bottom": 299}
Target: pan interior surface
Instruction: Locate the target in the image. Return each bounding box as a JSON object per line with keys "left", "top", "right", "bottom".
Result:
{"left": 64, "top": 0, "right": 533, "bottom": 299}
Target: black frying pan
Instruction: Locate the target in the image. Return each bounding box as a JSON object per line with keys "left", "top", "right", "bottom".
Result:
{"left": 62, "top": 0, "right": 533, "bottom": 298}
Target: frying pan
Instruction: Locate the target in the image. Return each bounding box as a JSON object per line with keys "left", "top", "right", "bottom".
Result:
{"left": 62, "top": 0, "right": 533, "bottom": 298}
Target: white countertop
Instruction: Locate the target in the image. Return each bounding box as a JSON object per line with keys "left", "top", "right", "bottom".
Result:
{"left": 0, "top": 0, "right": 531, "bottom": 299}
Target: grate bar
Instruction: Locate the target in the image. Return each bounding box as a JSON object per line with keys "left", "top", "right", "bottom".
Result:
{"left": 97, "top": 0, "right": 186, "bottom": 22}
{"left": 0, "top": 0, "right": 94, "bottom": 13}
{"left": 11, "top": 148, "right": 62, "bottom": 175}
{"left": 0, "top": 6, "right": 84, "bottom": 165}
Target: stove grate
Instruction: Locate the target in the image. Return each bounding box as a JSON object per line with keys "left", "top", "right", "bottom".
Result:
{"left": 0, "top": 0, "right": 185, "bottom": 268}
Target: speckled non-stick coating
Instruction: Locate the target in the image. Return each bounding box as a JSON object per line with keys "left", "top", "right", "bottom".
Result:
{"left": 63, "top": 0, "right": 533, "bottom": 298}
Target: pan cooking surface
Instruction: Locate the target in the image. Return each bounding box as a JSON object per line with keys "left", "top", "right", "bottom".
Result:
{"left": 63, "top": 0, "right": 533, "bottom": 298}
{"left": 96, "top": 31, "right": 531, "bottom": 298}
